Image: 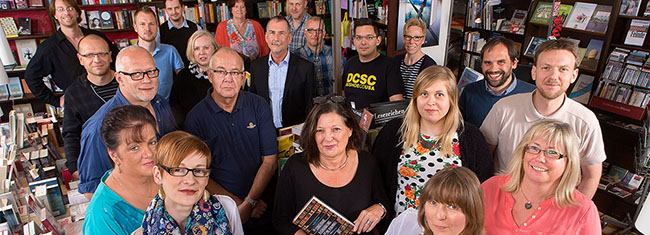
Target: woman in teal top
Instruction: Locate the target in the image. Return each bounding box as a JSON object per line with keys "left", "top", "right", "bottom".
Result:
{"left": 83, "top": 105, "right": 160, "bottom": 234}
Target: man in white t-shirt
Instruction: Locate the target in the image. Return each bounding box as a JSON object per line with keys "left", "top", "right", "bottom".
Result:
{"left": 481, "top": 39, "right": 605, "bottom": 199}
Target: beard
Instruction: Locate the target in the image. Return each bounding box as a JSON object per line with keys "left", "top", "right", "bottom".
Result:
{"left": 537, "top": 85, "right": 565, "bottom": 99}
{"left": 484, "top": 69, "right": 512, "bottom": 88}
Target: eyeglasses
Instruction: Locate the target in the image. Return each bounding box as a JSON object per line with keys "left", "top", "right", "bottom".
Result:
{"left": 56, "top": 6, "right": 75, "bottom": 12}
{"left": 79, "top": 52, "right": 110, "bottom": 59}
{"left": 313, "top": 95, "right": 346, "bottom": 104}
{"left": 118, "top": 68, "right": 159, "bottom": 81}
{"left": 524, "top": 145, "right": 565, "bottom": 160}
{"left": 158, "top": 164, "right": 211, "bottom": 177}
{"left": 353, "top": 35, "right": 377, "bottom": 41}
{"left": 209, "top": 69, "right": 245, "bottom": 78}
{"left": 305, "top": 28, "right": 324, "bottom": 34}
{"left": 403, "top": 35, "right": 425, "bottom": 41}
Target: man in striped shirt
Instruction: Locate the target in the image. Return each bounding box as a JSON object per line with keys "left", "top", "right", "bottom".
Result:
{"left": 63, "top": 34, "right": 119, "bottom": 179}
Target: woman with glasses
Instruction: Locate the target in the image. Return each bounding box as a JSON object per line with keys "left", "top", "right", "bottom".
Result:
{"left": 215, "top": 0, "right": 269, "bottom": 60}
{"left": 372, "top": 66, "right": 493, "bottom": 218}
{"left": 83, "top": 105, "right": 160, "bottom": 234}
{"left": 482, "top": 120, "right": 600, "bottom": 234}
{"left": 273, "top": 95, "right": 389, "bottom": 235}
{"left": 394, "top": 18, "right": 437, "bottom": 99}
{"left": 134, "top": 131, "right": 243, "bottom": 234}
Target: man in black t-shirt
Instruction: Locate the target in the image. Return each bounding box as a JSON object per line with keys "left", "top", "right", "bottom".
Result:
{"left": 343, "top": 18, "right": 404, "bottom": 109}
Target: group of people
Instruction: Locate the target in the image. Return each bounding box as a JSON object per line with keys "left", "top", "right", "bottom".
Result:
{"left": 21, "top": 0, "right": 607, "bottom": 233}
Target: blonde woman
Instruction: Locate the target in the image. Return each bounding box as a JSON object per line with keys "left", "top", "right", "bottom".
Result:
{"left": 372, "top": 65, "right": 493, "bottom": 217}
{"left": 482, "top": 120, "right": 601, "bottom": 233}
{"left": 394, "top": 17, "right": 436, "bottom": 98}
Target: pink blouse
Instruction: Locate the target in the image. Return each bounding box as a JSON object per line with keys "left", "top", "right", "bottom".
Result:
{"left": 481, "top": 175, "right": 601, "bottom": 235}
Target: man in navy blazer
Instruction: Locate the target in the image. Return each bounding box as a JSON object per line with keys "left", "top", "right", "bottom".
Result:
{"left": 250, "top": 16, "right": 316, "bottom": 128}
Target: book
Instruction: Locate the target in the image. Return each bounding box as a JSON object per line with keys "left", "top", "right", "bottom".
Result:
{"left": 368, "top": 99, "right": 409, "bottom": 128}
{"left": 576, "top": 48, "right": 587, "bottom": 66}
{"left": 17, "top": 18, "right": 31, "bottom": 36}
{"left": 0, "top": 85, "right": 8, "bottom": 101}
{"left": 620, "top": 0, "right": 641, "bottom": 16}
{"left": 14, "top": 0, "right": 27, "bottom": 9}
{"left": 28, "top": 0, "right": 42, "bottom": 7}
{"left": 7, "top": 77, "right": 23, "bottom": 100}
{"left": 0, "top": 17, "right": 18, "bottom": 38}
{"left": 79, "top": 10, "right": 87, "bottom": 28}
{"left": 257, "top": 2, "right": 270, "bottom": 18}
{"left": 293, "top": 196, "right": 354, "bottom": 235}
{"left": 584, "top": 5, "right": 612, "bottom": 34}
{"left": 568, "top": 74, "right": 594, "bottom": 104}
{"left": 581, "top": 39, "right": 603, "bottom": 70}
{"left": 99, "top": 10, "right": 114, "bottom": 29}
{"left": 556, "top": 4, "right": 573, "bottom": 25}
{"left": 86, "top": 11, "right": 101, "bottom": 30}
{"left": 564, "top": 2, "right": 597, "bottom": 30}
{"left": 458, "top": 67, "right": 484, "bottom": 90}
{"left": 607, "top": 165, "right": 628, "bottom": 182}
{"left": 624, "top": 19, "right": 650, "bottom": 47}
{"left": 14, "top": 39, "right": 37, "bottom": 66}
{"left": 529, "top": 2, "right": 553, "bottom": 24}
{"left": 524, "top": 37, "right": 547, "bottom": 57}
{"left": 0, "top": 1, "right": 12, "bottom": 9}
{"left": 645, "top": 1, "right": 650, "bottom": 17}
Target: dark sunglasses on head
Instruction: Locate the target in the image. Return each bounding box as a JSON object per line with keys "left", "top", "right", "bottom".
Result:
{"left": 313, "top": 95, "right": 346, "bottom": 104}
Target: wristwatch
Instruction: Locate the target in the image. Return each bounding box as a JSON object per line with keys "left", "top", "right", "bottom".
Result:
{"left": 244, "top": 197, "right": 258, "bottom": 208}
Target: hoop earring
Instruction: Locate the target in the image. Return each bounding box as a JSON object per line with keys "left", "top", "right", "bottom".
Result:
{"left": 203, "top": 189, "right": 210, "bottom": 202}
{"left": 158, "top": 187, "right": 165, "bottom": 200}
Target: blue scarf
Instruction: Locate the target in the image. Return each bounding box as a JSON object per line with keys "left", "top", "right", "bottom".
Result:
{"left": 141, "top": 194, "right": 233, "bottom": 235}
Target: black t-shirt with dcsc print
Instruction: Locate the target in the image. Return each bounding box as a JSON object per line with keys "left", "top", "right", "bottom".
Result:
{"left": 343, "top": 54, "right": 404, "bottom": 109}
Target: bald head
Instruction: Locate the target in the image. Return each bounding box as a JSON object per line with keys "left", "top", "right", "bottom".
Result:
{"left": 78, "top": 34, "right": 109, "bottom": 54}
{"left": 116, "top": 46, "right": 155, "bottom": 73}
{"left": 209, "top": 47, "right": 243, "bottom": 71}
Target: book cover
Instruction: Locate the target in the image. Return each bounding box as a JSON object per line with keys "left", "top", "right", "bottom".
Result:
{"left": 581, "top": 39, "right": 603, "bottom": 70}
{"left": 27, "top": 0, "right": 42, "bottom": 7}
{"left": 625, "top": 19, "right": 650, "bottom": 47}
{"left": 577, "top": 48, "right": 587, "bottom": 66}
{"left": 14, "top": 0, "right": 27, "bottom": 9}
{"left": 584, "top": 5, "right": 612, "bottom": 33}
{"left": 14, "top": 39, "right": 37, "bottom": 66}
{"left": 557, "top": 4, "right": 573, "bottom": 25}
{"left": 524, "top": 37, "right": 547, "bottom": 57}
{"left": 368, "top": 100, "right": 409, "bottom": 128}
{"left": 257, "top": 2, "right": 270, "bottom": 18}
{"left": 607, "top": 165, "right": 628, "bottom": 182}
{"left": 86, "top": 11, "right": 101, "bottom": 30}
{"left": 0, "top": 17, "right": 18, "bottom": 38}
{"left": 510, "top": 9, "right": 527, "bottom": 25}
{"left": 0, "top": 85, "right": 8, "bottom": 101}
{"left": 293, "top": 196, "right": 354, "bottom": 235}
{"left": 17, "top": 17, "right": 31, "bottom": 36}
{"left": 620, "top": 0, "right": 641, "bottom": 16}
{"left": 99, "top": 10, "right": 114, "bottom": 29}
{"left": 530, "top": 2, "right": 553, "bottom": 24}
{"left": 564, "top": 2, "right": 597, "bottom": 30}
{"left": 458, "top": 67, "right": 484, "bottom": 90}
{"left": 7, "top": 77, "right": 23, "bottom": 100}
{"left": 569, "top": 74, "right": 594, "bottom": 104}
{"left": 645, "top": 1, "right": 650, "bottom": 17}
{"left": 0, "top": 1, "right": 11, "bottom": 9}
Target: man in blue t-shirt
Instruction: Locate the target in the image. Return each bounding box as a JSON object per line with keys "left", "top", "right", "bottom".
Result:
{"left": 184, "top": 47, "right": 278, "bottom": 234}
{"left": 459, "top": 36, "right": 535, "bottom": 127}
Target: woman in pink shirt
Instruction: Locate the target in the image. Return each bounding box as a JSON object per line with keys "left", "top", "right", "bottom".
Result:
{"left": 481, "top": 120, "right": 601, "bottom": 234}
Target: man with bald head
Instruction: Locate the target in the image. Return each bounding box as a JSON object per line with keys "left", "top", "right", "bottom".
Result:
{"left": 77, "top": 46, "right": 177, "bottom": 199}
{"left": 63, "top": 34, "right": 119, "bottom": 179}
{"left": 185, "top": 47, "right": 278, "bottom": 233}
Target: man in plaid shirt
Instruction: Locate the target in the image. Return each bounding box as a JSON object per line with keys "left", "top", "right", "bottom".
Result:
{"left": 285, "top": 0, "right": 311, "bottom": 51}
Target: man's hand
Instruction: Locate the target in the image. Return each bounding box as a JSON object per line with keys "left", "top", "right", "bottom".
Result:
{"left": 251, "top": 199, "right": 268, "bottom": 218}
{"left": 237, "top": 200, "right": 253, "bottom": 223}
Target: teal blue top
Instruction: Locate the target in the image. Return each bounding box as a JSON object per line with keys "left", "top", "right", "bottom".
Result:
{"left": 83, "top": 169, "right": 146, "bottom": 234}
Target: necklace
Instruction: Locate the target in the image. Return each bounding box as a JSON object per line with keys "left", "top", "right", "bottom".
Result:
{"left": 520, "top": 187, "right": 544, "bottom": 210}
{"left": 319, "top": 152, "right": 349, "bottom": 171}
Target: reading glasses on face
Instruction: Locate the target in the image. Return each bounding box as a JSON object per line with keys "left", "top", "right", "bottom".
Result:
{"left": 79, "top": 52, "right": 110, "bottom": 58}
{"left": 158, "top": 164, "right": 211, "bottom": 177}
{"left": 210, "top": 69, "right": 244, "bottom": 77}
{"left": 525, "top": 145, "right": 565, "bottom": 160}
{"left": 56, "top": 7, "right": 75, "bottom": 12}
{"left": 118, "top": 68, "right": 160, "bottom": 81}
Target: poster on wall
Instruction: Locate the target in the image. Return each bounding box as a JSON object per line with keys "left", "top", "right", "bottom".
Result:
{"left": 396, "top": 0, "right": 442, "bottom": 51}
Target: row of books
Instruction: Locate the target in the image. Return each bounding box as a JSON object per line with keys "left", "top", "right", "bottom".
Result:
{"left": 463, "top": 53, "right": 480, "bottom": 71}
{"left": 0, "top": 17, "right": 31, "bottom": 38}
{"left": 257, "top": 1, "right": 282, "bottom": 19}
{"left": 0, "top": 0, "right": 42, "bottom": 10}
{"left": 599, "top": 164, "right": 646, "bottom": 200}
{"left": 0, "top": 77, "right": 30, "bottom": 101}
{"left": 462, "top": 31, "right": 486, "bottom": 53}
{"left": 80, "top": 9, "right": 126, "bottom": 30}
{"left": 594, "top": 81, "right": 650, "bottom": 108}
{"left": 80, "top": 0, "right": 135, "bottom": 5}
{"left": 347, "top": 0, "right": 368, "bottom": 19}
{"left": 532, "top": 2, "right": 612, "bottom": 34}
{"left": 466, "top": 0, "right": 527, "bottom": 35}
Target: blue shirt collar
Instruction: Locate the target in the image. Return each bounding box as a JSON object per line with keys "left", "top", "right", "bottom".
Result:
{"left": 168, "top": 19, "right": 190, "bottom": 29}
{"left": 268, "top": 52, "right": 290, "bottom": 66}
{"left": 136, "top": 40, "right": 162, "bottom": 56}
{"left": 484, "top": 73, "right": 519, "bottom": 96}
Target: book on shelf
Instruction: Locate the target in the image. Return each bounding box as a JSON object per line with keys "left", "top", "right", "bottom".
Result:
{"left": 17, "top": 18, "right": 31, "bottom": 36}
{"left": 645, "top": 1, "right": 650, "bottom": 17}
{"left": 568, "top": 74, "right": 594, "bottom": 105}
{"left": 99, "top": 10, "right": 114, "bottom": 30}
{"left": 86, "top": 11, "right": 101, "bottom": 30}
{"left": 7, "top": 77, "right": 23, "bottom": 100}
{"left": 576, "top": 48, "right": 587, "bottom": 66}
{"left": 529, "top": 1, "right": 553, "bottom": 25}
{"left": 564, "top": 2, "right": 597, "bottom": 30}
{"left": 27, "top": 0, "right": 42, "bottom": 7}
{"left": 625, "top": 19, "right": 650, "bottom": 47}
{"left": 0, "top": 17, "right": 18, "bottom": 38}
{"left": 14, "top": 0, "right": 27, "bottom": 9}
{"left": 524, "top": 37, "right": 547, "bottom": 57}
{"left": 15, "top": 39, "right": 37, "bottom": 66}
{"left": 508, "top": 9, "right": 527, "bottom": 34}
{"left": 0, "top": 0, "right": 13, "bottom": 9}
{"left": 0, "top": 85, "right": 8, "bottom": 101}
{"left": 292, "top": 196, "right": 354, "bottom": 235}
{"left": 580, "top": 39, "right": 603, "bottom": 70}
{"left": 584, "top": 5, "right": 611, "bottom": 34}
{"left": 620, "top": 0, "right": 642, "bottom": 16}
{"left": 556, "top": 4, "right": 573, "bottom": 25}
{"left": 458, "top": 67, "right": 484, "bottom": 91}
{"left": 257, "top": 2, "right": 270, "bottom": 18}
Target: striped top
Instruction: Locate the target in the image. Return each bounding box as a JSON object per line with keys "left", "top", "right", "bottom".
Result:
{"left": 400, "top": 56, "right": 425, "bottom": 99}
{"left": 90, "top": 79, "right": 118, "bottom": 103}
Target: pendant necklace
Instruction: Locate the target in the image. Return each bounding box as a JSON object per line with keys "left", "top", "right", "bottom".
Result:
{"left": 520, "top": 187, "right": 544, "bottom": 210}
{"left": 319, "top": 152, "right": 349, "bottom": 171}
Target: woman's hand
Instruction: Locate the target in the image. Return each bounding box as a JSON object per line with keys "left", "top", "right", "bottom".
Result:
{"left": 352, "top": 204, "right": 385, "bottom": 234}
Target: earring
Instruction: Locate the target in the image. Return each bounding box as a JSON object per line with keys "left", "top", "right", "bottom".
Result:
{"left": 203, "top": 189, "right": 210, "bottom": 202}
{"left": 158, "top": 187, "right": 165, "bottom": 200}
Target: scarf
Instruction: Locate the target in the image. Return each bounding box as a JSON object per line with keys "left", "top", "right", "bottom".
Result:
{"left": 141, "top": 194, "right": 233, "bottom": 235}
{"left": 189, "top": 62, "right": 210, "bottom": 80}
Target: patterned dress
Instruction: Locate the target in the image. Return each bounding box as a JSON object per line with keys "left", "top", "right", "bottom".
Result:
{"left": 395, "top": 132, "right": 462, "bottom": 214}
{"left": 226, "top": 19, "right": 260, "bottom": 60}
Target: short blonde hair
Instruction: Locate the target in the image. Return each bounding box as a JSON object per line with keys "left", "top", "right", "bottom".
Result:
{"left": 399, "top": 66, "right": 463, "bottom": 157}
{"left": 404, "top": 17, "right": 426, "bottom": 35}
{"left": 502, "top": 119, "right": 581, "bottom": 208}
{"left": 417, "top": 167, "right": 485, "bottom": 235}
{"left": 154, "top": 131, "right": 211, "bottom": 169}
{"left": 186, "top": 30, "right": 219, "bottom": 64}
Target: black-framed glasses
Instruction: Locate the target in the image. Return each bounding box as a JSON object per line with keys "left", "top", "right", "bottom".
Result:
{"left": 305, "top": 28, "right": 324, "bottom": 34}
{"left": 118, "top": 68, "right": 159, "bottom": 81}
{"left": 353, "top": 35, "right": 377, "bottom": 41}
{"left": 209, "top": 69, "right": 245, "bottom": 78}
{"left": 313, "top": 95, "right": 346, "bottom": 104}
{"left": 79, "top": 52, "right": 110, "bottom": 58}
{"left": 158, "top": 164, "right": 211, "bottom": 177}
{"left": 525, "top": 144, "right": 565, "bottom": 160}
{"left": 403, "top": 35, "right": 425, "bottom": 41}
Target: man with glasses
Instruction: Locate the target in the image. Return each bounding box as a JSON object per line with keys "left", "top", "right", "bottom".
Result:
{"left": 343, "top": 18, "right": 404, "bottom": 110}
{"left": 286, "top": 0, "right": 311, "bottom": 51}
{"left": 481, "top": 39, "right": 605, "bottom": 199}
{"left": 294, "top": 16, "right": 341, "bottom": 96}
{"left": 133, "top": 7, "right": 184, "bottom": 101}
{"left": 185, "top": 47, "right": 278, "bottom": 234}
{"left": 63, "top": 35, "right": 119, "bottom": 180}
{"left": 250, "top": 16, "right": 315, "bottom": 128}
{"left": 24, "top": 0, "right": 118, "bottom": 107}
{"left": 459, "top": 36, "right": 534, "bottom": 127}
{"left": 77, "top": 46, "right": 177, "bottom": 199}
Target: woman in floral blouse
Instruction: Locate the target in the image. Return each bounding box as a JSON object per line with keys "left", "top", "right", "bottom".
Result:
{"left": 215, "top": 0, "right": 269, "bottom": 60}
{"left": 372, "top": 65, "right": 494, "bottom": 217}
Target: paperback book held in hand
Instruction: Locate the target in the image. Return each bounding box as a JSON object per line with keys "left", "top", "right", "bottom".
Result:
{"left": 293, "top": 196, "right": 354, "bottom": 235}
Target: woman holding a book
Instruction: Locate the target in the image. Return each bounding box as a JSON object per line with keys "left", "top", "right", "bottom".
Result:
{"left": 481, "top": 120, "right": 601, "bottom": 234}
{"left": 273, "top": 95, "right": 390, "bottom": 235}
{"left": 372, "top": 65, "right": 493, "bottom": 218}
{"left": 214, "top": 0, "right": 269, "bottom": 60}
{"left": 135, "top": 131, "right": 243, "bottom": 234}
